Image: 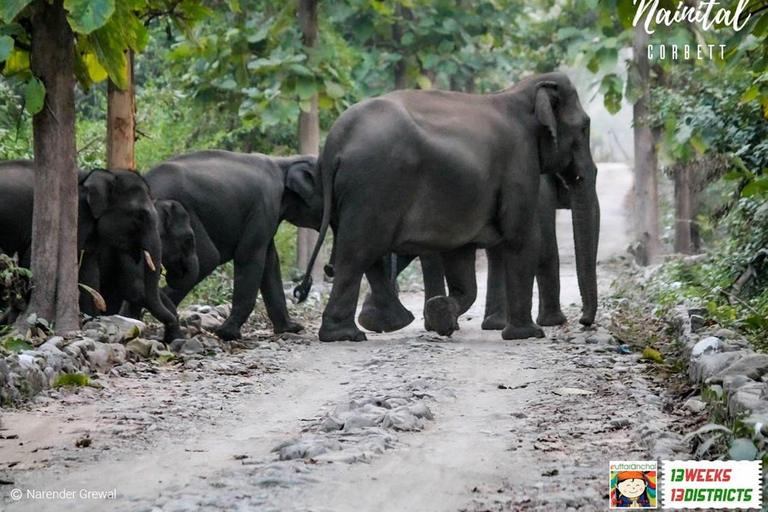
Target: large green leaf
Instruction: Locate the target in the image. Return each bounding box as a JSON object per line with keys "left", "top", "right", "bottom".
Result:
{"left": 2, "top": 46, "right": 29, "bottom": 76}
{"left": 295, "top": 76, "right": 316, "bottom": 101}
{"left": 64, "top": 0, "right": 115, "bottom": 35}
{"left": 24, "top": 76, "right": 45, "bottom": 115}
{"left": 0, "top": 35, "right": 13, "bottom": 62}
{"left": 0, "top": 0, "right": 33, "bottom": 23}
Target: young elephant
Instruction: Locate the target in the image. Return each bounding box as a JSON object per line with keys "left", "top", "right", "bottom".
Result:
{"left": 145, "top": 150, "right": 323, "bottom": 341}
{"left": 99, "top": 199, "right": 199, "bottom": 320}
{"left": 357, "top": 173, "right": 575, "bottom": 336}
{"left": 296, "top": 72, "right": 600, "bottom": 342}
{"left": 0, "top": 160, "right": 181, "bottom": 341}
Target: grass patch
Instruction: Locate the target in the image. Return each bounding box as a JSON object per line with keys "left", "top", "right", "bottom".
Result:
{"left": 53, "top": 373, "right": 91, "bottom": 388}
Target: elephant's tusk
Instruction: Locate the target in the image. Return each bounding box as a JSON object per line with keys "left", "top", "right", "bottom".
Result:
{"left": 144, "top": 250, "right": 156, "bottom": 272}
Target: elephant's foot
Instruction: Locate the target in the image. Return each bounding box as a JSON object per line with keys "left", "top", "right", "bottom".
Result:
{"left": 274, "top": 321, "right": 304, "bottom": 334}
{"left": 358, "top": 297, "right": 415, "bottom": 333}
{"left": 163, "top": 323, "right": 185, "bottom": 344}
{"left": 424, "top": 296, "right": 459, "bottom": 337}
{"left": 318, "top": 322, "right": 367, "bottom": 342}
{"left": 481, "top": 313, "right": 506, "bottom": 331}
{"left": 579, "top": 312, "right": 596, "bottom": 326}
{"left": 215, "top": 321, "right": 242, "bottom": 341}
{"left": 537, "top": 309, "right": 567, "bottom": 327}
{"left": 502, "top": 323, "right": 545, "bottom": 340}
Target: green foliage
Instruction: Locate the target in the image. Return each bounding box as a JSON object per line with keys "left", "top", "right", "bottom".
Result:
{"left": 23, "top": 75, "right": 44, "bottom": 114}
{"left": 64, "top": 0, "right": 115, "bottom": 34}
{"left": 640, "top": 196, "right": 768, "bottom": 349}
{"left": 0, "top": 0, "right": 34, "bottom": 24}
{"left": 53, "top": 373, "right": 91, "bottom": 387}
{"left": 0, "top": 253, "right": 32, "bottom": 309}
{"left": 0, "top": 0, "right": 209, "bottom": 115}
{"left": 1, "top": 336, "right": 32, "bottom": 354}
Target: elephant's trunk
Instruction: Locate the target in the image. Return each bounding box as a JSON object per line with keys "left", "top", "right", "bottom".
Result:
{"left": 140, "top": 223, "right": 178, "bottom": 330}
{"left": 166, "top": 253, "right": 199, "bottom": 291}
{"left": 570, "top": 179, "right": 600, "bottom": 325}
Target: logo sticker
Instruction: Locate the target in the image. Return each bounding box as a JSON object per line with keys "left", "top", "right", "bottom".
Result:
{"left": 661, "top": 460, "right": 762, "bottom": 509}
{"left": 610, "top": 461, "right": 658, "bottom": 508}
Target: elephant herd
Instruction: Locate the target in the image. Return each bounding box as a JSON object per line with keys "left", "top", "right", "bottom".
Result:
{"left": 0, "top": 72, "right": 600, "bottom": 345}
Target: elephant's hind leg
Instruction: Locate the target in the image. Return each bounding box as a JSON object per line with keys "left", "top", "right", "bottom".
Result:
{"left": 358, "top": 254, "right": 415, "bottom": 333}
{"left": 319, "top": 230, "right": 378, "bottom": 342}
{"left": 358, "top": 256, "right": 414, "bottom": 333}
{"left": 424, "top": 245, "right": 477, "bottom": 337}
{"left": 260, "top": 240, "right": 303, "bottom": 334}
{"left": 215, "top": 218, "right": 272, "bottom": 341}
{"left": 481, "top": 246, "right": 507, "bottom": 330}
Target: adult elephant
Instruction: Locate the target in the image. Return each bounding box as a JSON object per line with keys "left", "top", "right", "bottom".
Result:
{"left": 357, "top": 173, "right": 574, "bottom": 336}
{"left": 295, "top": 72, "right": 599, "bottom": 342}
{"left": 99, "top": 199, "right": 199, "bottom": 318}
{"left": 145, "top": 150, "right": 323, "bottom": 341}
{"left": 0, "top": 160, "right": 181, "bottom": 341}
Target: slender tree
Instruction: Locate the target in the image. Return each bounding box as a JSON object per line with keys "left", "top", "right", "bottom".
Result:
{"left": 631, "top": 24, "right": 660, "bottom": 265}
{"left": 296, "top": 0, "right": 323, "bottom": 280}
{"left": 23, "top": 0, "right": 80, "bottom": 331}
{"left": 107, "top": 50, "right": 136, "bottom": 169}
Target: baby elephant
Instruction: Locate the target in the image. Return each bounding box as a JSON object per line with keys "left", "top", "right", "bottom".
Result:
{"left": 99, "top": 199, "right": 199, "bottom": 324}
{"left": 145, "top": 150, "right": 323, "bottom": 341}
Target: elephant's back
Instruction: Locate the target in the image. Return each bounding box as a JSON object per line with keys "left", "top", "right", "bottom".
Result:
{"left": 145, "top": 151, "right": 281, "bottom": 252}
{"left": 0, "top": 160, "right": 35, "bottom": 256}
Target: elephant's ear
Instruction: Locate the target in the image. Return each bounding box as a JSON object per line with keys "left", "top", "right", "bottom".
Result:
{"left": 535, "top": 82, "right": 559, "bottom": 148}
{"left": 285, "top": 160, "right": 317, "bottom": 205}
{"left": 154, "top": 201, "right": 171, "bottom": 234}
{"left": 83, "top": 169, "right": 115, "bottom": 219}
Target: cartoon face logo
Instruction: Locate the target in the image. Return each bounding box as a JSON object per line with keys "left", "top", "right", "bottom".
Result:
{"left": 617, "top": 477, "right": 646, "bottom": 498}
{"left": 610, "top": 469, "right": 657, "bottom": 508}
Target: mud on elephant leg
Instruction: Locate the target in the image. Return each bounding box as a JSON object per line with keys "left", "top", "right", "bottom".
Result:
{"left": 424, "top": 245, "right": 477, "bottom": 337}
{"left": 260, "top": 240, "right": 303, "bottom": 334}
{"left": 358, "top": 254, "right": 415, "bottom": 333}
{"left": 358, "top": 256, "right": 414, "bottom": 333}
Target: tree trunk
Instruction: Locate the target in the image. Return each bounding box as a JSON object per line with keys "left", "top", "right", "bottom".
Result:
{"left": 296, "top": 0, "right": 323, "bottom": 280}
{"left": 21, "top": 0, "right": 79, "bottom": 332}
{"left": 393, "top": 6, "right": 411, "bottom": 90}
{"left": 107, "top": 50, "right": 135, "bottom": 170}
{"left": 674, "top": 166, "right": 697, "bottom": 254}
{"left": 631, "top": 24, "right": 660, "bottom": 266}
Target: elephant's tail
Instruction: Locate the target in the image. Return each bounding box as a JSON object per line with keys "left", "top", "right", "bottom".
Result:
{"left": 293, "top": 155, "right": 336, "bottom": 302}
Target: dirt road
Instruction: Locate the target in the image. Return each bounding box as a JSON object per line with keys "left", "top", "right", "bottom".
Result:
{"left": 1, "top": 163, "right": 689, "bottom": 511}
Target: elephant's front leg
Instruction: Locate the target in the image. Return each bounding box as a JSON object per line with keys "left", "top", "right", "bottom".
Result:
{"left": 424, "top": 245, "right": 476, "bottom": 336}
{"left": 501, "top": 209, "right": 544, "bottom": 340}
{"left": 358, "top": 254, "right": 416, "bottom": 333}
{"left": 536, "top": 176, "right": 566, "bottom": 326}
{"left": 216, "top": 243, "right": 269, "bottom": 341}
{"left": 482, "top": 246, "right": 507, "bottom": 330}
{"left": 260, "top": 240, "right": 303, "bottom": 334}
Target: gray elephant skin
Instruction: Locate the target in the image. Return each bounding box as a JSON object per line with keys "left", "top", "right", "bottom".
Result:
{"left": 0, "top": 160, "right": 181, "bottom": 341}
{"left": 145, "top": 150, "right": 322, "bottom": 341}
{"left": 296, "top": 72, "right": 600, "bottom": 342}
{"left": 358, "top": 173, "right": 575, "bottom": 336}
{"left": 98, "top": 199, "right": 199, "bottom": 320}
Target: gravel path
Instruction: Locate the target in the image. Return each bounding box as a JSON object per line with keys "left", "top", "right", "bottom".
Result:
{"left": 0, "top": 163, "right": 692, "bottom": 511}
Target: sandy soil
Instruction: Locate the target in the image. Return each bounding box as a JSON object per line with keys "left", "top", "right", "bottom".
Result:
{"left": 0, "top": 163, "right": 691, "bottom": 511}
